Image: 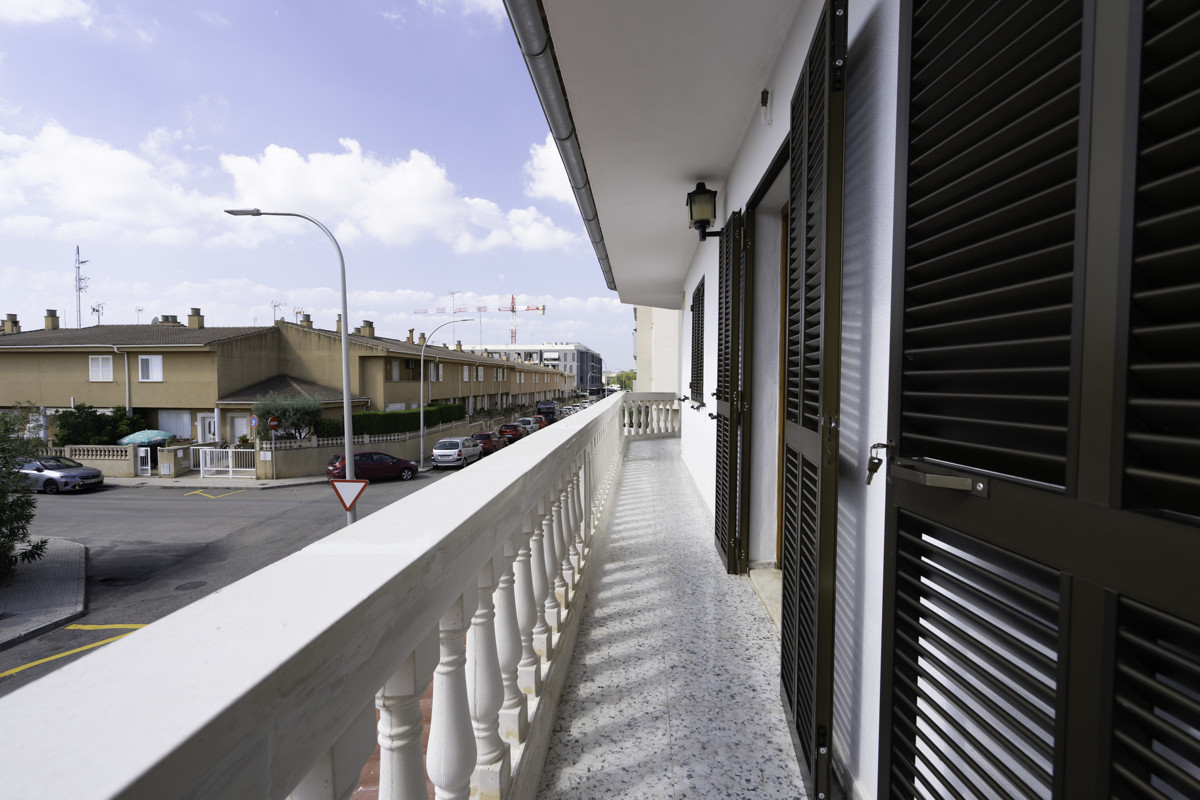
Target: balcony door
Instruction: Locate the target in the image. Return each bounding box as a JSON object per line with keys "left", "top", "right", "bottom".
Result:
{"left": 880, "top": 2, "right": 1200, "bottom": 796}
{"left": 778, "top": 3, "right": 847, "bottom": 799}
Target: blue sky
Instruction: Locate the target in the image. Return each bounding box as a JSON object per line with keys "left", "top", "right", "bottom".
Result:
{"left": 0, "top": 0, "right": 632, "bottom": 368}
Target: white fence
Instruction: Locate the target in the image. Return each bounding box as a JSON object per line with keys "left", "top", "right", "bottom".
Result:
{"left": 198, "top": 446, "right": 256, "bottom": 479}
{"left": 0, "top": 392, "right": 633, "bottom": 800}
{"left": 621, "top": 393, "right": 681, "bottom": 438}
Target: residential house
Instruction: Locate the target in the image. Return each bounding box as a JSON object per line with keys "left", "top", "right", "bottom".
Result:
{"left": 505, "top": 0, "right": 1200, "bottom": 797}
{"left": 0, "top": 308, "right": 569, "bottom": 444}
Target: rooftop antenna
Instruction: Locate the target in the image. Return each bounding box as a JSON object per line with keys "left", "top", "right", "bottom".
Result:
{"left": 271, "top": 300, "right": 284, "bottom": 321}
{"left": 136, "top": 306, "right": 144, "bottom": 324}
{"left": 292, "top": 306, "right": 306, "bottom": 323}
{"left": 74, "top": 246, "right": 90, "bottom": 328}
{"left": 91, "top": 302, "right": 105, "bottom": 326}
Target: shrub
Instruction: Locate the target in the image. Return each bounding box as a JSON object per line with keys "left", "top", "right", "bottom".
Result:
{"left": 0, "top": 408, "right": 47, "bottom": 581}
{"left": 251, "top": 392, "right": 322, "bottom": 439}
{"left": 52, "top": 403, "right": 148, "bottom": 446}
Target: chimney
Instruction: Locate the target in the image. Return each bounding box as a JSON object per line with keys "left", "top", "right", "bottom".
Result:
{"left": 455, "top": 340, "right": 463, "bottom": 351}
{"left": 407, "top": 328, "right": 414, "bottom": 344}
{"left": 3, "top": 313, "right": 19, "bottom": 334}
{"left": 187, "top": 308, "right": 204, "bottom": 329}
{"left": 300, "top": 313, "right": 313, "bottom": 329}
{"left": 360, "top": 320, "right": 375, "bottom": 338}
{"left": 418, "top": 332, "right": 427, "bottom": 346}
{"left": 44, "top": 309, "right": 59, "bottom": 331}
{"left": 336, "top": 314, "right": 342, "bottom": 334}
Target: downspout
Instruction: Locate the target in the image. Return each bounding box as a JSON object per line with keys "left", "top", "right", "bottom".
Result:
{"left": 113, "top": 346, "right": 131, "bottom": 413}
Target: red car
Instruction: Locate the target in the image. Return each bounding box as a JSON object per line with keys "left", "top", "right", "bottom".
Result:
{"left": 472, "top": 431, "right": 507, "bottom": 455}
{"left": 326, "top": 451, "right": 417, "bottom": 481}
{"left": 498, "top": 423, "right": 526, "bottom": 444}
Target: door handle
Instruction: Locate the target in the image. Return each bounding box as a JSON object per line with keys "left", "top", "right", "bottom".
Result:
{"left": 889, "top": 462, "right": 988, "bottom": 497}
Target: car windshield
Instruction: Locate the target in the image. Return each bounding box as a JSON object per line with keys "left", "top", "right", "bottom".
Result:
{"left": 38, "top": 457, "right": 83, "bottom": 469}
{"left": 472, "top": 433, "right": 489, "bottom": 440}
{"left": 433, "top": 440, "right": 459, "bottom": 449}
{"left": 328, "top": 455, "right": 345, "bottom": 465}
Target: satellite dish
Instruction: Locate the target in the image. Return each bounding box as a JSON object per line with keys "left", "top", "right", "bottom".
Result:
{"left": 151, "top": 316, "right": 160, "bottom": 325}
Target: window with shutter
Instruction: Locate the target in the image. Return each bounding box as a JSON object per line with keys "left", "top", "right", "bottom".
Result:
{"left": 883, "top": 2, "right": 1200, "bottom": 796}
{"left": 690, "top": 279, "right": 704, "bottom": 399}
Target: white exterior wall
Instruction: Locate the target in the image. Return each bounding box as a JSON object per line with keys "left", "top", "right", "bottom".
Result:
{"left": 675, "top": 2, "right": 900, "bottom": 797}
{"left": 831, "top": 2, "right": 898, "bottom": 797}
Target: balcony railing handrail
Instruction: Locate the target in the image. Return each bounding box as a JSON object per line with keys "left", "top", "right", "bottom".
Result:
{"left": 0, "top": 392, "right": 645, "bottom": 800}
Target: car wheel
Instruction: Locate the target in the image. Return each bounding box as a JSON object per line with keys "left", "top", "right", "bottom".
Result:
{"left": 400, "top": 467, "right": 414, "bottom": 481}
{"left": 43, "top": 480, "right": 59, "bottom": 495}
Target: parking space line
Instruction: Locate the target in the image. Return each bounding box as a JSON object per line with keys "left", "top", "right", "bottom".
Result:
{"left": 0, "top": 632, "right": 137, "bottom": 678}
{"left": 185, "top": 489, "right": 246, "bottom": 499}
{"left": 65, "top": 624, "right": 147, "bottom": 631}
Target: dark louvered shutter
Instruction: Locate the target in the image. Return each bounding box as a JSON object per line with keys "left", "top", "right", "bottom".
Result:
{"left": 884, "top": 1, "right": 1200, "bottom": 797}
{"left": 1123, "top": 2, "right": 1200, "bottom": 518}
{"left": 714, "top": 212, "right": 744, "bottom": 572}
{"left": 779, "top": 4, "right": 845, "bottom": 798}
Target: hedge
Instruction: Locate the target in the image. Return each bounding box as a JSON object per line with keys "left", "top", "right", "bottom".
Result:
{"left": 314, "top": 404, "right": 466, "bottom": 438}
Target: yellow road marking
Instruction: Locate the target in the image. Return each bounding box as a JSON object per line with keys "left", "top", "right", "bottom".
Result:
{"left": 65, "top": 624, "right": 146, "bottom": 630}
{"left": 185, "top": 489, "right": 246, "bottom": 499}
{"left": 0, "top": 633, "right": 136, "bottom": 678}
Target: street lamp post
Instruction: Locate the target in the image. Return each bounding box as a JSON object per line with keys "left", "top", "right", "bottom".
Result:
{"left": 224, "top": 208, "right": 358, "bottom": 527}
{"left": 420, "top": 318, "right": 473, "bottom": 470}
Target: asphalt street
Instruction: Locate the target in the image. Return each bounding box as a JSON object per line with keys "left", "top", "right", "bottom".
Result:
{"left": 0, "top": 469, "right": 453, "bottom": 697}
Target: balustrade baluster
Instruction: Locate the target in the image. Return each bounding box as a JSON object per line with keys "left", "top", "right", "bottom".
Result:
{"left": 541, "top": 501, "right": 563, "bottom": 639}
{"left": 527, "top": 511, "right": 553, "bottom": 662}
{"left": 427, "top": 592, "right": 477, "bottom": 800}
{"left": 564, "top": 476, "right": 581, "bottom": 577}
{"left": 494, "top": 533, "right": 528, "bottom": 744}
{"left": 551, "top": 497, "right": 573, "bottom": 603}
{"left": 467, "top": 560, "right": 510, "bottom": 800}
{"left": 376, "top": 631, "right": 438, "bottom": 800}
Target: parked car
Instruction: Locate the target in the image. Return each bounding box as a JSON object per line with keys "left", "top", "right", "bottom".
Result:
{"left": 430, "top": 436, "right": 483, "bottom": 469}
{"left": 517, "top": 417, "right": 538, "bottom": 435}
{"left": 326, "top": 451, "right": 417, "bottom": 482}
{"left": 498, "top": 423, "right": 526, "bottom": 444}
{"left": 472, "top": 431, "right": 506, "bottom": 455}
{"left": 531, "top": 414, "right": 548, "bottom": 430}
{"left": 18, "top": 456, "right": 104, "bottom": 494}
{"left": 535, "top": 400, "right": 559, "bottom": 423}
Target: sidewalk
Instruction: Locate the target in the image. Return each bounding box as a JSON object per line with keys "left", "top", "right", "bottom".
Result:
{"left": 0, "top": 471, "right": 335, "bottom": 652}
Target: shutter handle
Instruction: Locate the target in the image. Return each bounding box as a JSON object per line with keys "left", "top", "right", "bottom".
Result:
{"left": 889, "top": 461, "right": 988, "bottom": 497}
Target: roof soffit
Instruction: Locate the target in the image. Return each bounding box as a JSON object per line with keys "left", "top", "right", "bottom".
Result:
{"left": 539, "top": 0, "right": 800, "bottom": 307}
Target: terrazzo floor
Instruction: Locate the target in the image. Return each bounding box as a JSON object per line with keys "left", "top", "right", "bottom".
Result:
{"left": 536, "top": 438, "right": 807, "bottom": 800}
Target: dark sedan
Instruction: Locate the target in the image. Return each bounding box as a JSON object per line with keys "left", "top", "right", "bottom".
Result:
{"left": 472, "top": 431, "right": 507, "bottom": 455}
{"left": 19, "top": 456, "right": 105, "bottom": 494}
{"left": 326, "top": 451, "right": 417, "bottom": 482}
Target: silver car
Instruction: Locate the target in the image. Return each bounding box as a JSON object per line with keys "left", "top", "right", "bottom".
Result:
{"left": 19, "top": 456, "right": 105, "bottom": 494}
{"left": 430, "top": 436, "right": 483, "bottom": 469}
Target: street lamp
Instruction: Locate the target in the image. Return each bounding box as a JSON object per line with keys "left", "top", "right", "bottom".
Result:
{"left": 420, "top": 318, "right": 473, "bottom": 470}
{"left": 225, "top": 208, "right": 358, "bottom": 527}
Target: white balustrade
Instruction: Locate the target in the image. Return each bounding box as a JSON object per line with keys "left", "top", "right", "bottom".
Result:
{"left": 0, "top": 393, "right": 678, "bottom": 800}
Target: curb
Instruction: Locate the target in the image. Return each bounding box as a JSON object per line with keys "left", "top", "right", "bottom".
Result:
{"left": 0, "top": 539, "right": 88, "bottom": 653}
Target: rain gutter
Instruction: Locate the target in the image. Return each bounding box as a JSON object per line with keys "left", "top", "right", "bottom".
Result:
{"left": 503, "top": 0, "right": 617, "bottom": 291}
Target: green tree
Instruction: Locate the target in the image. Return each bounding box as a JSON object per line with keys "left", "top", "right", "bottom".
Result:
{"left": 251, "top": 392, "right": 323, "bottom": 439}
{"left": 0, "top": 408, "right": 47, "bottom": 581}
{"left": 613, "top": 370, "right": 635, "bottom": 391}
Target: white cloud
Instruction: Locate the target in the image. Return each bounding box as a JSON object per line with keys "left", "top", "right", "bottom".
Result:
{"left": 220, "top": 138, "right": 581, "bottom": 253}
{"left": 0, "top": 214, "right": 52, "bottom": 236}
{"left": 196, "top": 10, "right": 230, "bottom": 28}
{"left": 0, "top": 0, "right": 94, "bottom": 26}
{"left": 0, "top": 123, "right": 579, "bottom": 255}
{"left": 417, "top": 0, "right": 506, "bottom": 23}
{"left": 523, "top": 133, "right": 575, "bottom": 206}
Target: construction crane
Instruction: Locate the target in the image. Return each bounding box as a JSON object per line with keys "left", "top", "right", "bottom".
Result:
{"left": 414, "top": 295, "right": 546, "bottom": 344}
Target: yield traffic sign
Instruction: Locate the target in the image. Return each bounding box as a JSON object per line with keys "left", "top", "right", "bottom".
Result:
{"left": 330, "top": 479, "right": 368, "bottom": 512}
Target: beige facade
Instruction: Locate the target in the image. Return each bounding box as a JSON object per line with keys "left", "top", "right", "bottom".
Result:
{"left": 0, "top": 309, "right": 570, "bottom": 444}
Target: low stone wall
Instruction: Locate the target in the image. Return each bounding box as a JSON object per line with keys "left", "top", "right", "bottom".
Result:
{"left": 260, "top": 420, "right": 493, "bottom": 479}
{"left": 56, "top": 445, "right": 138, "bottom": 478}
{"left": 157, "top": 445, "right": 193, "bottom": 477}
